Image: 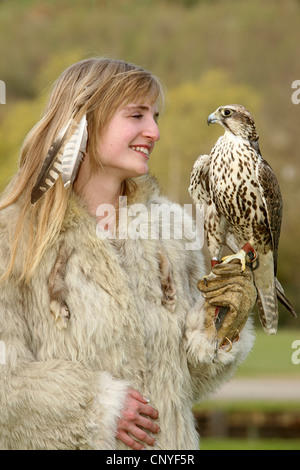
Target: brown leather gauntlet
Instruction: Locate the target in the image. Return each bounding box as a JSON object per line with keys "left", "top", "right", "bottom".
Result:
{"left": 197, "top": 259, "right": 257, "bottom": 352}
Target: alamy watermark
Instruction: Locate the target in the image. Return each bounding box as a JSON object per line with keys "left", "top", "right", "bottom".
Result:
{"left": 95, "top": 197, "right": 204, "bottom": 250}
{"left": 0, "top": 80, "right": 5, "bottom": 104}
{"left": 291, "top": 80, "right": 300, "bottom": 105}
{"left": 0, "top": 340, "right": 5, "bottom": 364}
{"left": 291, "top": 340, "right": 300, "bottom": 365}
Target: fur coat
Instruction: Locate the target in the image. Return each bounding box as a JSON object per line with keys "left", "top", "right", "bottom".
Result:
{"left": 0, "top": 175, "right": 255, "bottom": 450}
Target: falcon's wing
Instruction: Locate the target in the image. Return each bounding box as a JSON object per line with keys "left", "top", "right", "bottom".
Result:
{"left": 189, "top": 154, "right": 211, "bottom": 206}
{"left": 256, "top": 156, "right": 283, "bottom": 275}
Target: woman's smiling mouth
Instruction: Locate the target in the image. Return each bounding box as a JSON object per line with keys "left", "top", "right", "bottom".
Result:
{"left": 130, "top": 145, "right": 150, "bottom": 159}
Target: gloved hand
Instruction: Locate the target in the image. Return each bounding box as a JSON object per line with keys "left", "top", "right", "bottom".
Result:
{"left": 197, "top": 259, "right": 257, "bottom": 353}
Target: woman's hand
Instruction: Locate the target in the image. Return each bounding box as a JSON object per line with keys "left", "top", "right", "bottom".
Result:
{"left": 116, "top": 388, "right": 160, "bottom": 450}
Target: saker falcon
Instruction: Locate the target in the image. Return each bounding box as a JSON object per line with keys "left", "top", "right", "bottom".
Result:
{"left": 189, "top": 104, "right": 296, "bottom": 335}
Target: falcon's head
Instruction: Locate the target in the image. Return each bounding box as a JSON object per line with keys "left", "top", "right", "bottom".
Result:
{"left": 207, "top": 104, "right": 259, "bottom": 143}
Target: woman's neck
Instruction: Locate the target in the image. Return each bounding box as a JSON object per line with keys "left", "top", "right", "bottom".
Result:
{"left": 73, "top": 155, "right": 123, "bottom": 218}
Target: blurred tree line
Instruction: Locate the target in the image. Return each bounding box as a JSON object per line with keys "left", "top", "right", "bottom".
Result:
{"left": 0, "top": 0, "right": 299, "bottom": 325}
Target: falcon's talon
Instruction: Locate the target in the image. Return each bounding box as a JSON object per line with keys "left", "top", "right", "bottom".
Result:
{"left": 221, "top": 249, "right": 247, "bottom": 271}
{"left": 202, "top": 271, "right": 217, "bottom": 286}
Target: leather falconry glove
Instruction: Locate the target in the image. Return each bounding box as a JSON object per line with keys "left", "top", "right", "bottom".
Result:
{"left": 197, "top": 259, "right": 257, "bottom": 355}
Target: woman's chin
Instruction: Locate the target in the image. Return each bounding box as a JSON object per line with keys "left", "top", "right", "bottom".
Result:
{"left": 129, "top": 164, "right": 149, "bottom": 178}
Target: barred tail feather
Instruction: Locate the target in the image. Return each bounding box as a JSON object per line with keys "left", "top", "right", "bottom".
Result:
{"left": 256, "top": 286, "right": 278, "bottom": 335}
{"left": 31, "top": 120, "right": 71, "bottom": 205}
{"left": 225, "top": 235, "right": 297, "bottom": 320}
{"left": 62, "top": 115, "right": 88, "bottom": 189}
{"left": 253, "top": 251, "right": 278, "bottom": 335}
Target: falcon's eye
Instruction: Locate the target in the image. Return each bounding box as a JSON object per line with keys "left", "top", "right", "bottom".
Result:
{"left": 222, "top": 109, "right": 234, "bottom": 117}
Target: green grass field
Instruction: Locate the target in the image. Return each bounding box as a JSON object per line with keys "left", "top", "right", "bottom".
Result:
{"left": 196, "top": 329, "right": 300, "bottom": 450}
{"left": 237, "top": 329, "right": 300, "bottom": 377}
{"left": 200, "top": 438, "right": 300, "bottom": 450}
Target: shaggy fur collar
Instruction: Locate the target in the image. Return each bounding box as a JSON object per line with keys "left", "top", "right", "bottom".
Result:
{"left": 62, "top": 174, "right": 163, "bottom": 230}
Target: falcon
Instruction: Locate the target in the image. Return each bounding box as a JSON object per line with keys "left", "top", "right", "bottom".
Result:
{"left": 189, "top": 104, "right": 296, "bottom": 334}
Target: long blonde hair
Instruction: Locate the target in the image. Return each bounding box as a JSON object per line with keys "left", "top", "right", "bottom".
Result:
{"left": 0, "top": 58, "right": 164, "bottom": 282}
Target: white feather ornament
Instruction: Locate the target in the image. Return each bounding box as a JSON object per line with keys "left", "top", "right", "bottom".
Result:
{"left": 61, "top": 115, "right": 88, "bottom": 189}
{"left": 31, "top": 115, "right": 88, "bottom": 205}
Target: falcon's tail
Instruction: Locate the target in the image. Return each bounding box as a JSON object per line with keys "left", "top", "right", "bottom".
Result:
{"left": 275, "top": 278, "right": 297, "bottom": 318}
{"left": 225, "top": 233, "right": 297, "bottom": 324}
{"left": 256, "top": 287, "right": 278, "bottom": 335}
{"left": 253, "top": 252, "right": 278, "bottom": 335}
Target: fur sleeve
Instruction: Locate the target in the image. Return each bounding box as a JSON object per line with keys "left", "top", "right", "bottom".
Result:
{"left": 184, "top": 287, "right": 255, "bottom": 404}
{"left": 0, "top": 280, "right": 129, "bottom": 450}
{"left": 185, "top": 313, "right": 255, "bottom": 403}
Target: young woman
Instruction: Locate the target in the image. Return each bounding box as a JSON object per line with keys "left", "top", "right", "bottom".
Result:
{"left": 0, "top": 58, "right": 256, "bottom": 450}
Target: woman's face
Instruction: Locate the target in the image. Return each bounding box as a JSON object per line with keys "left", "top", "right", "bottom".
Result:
{"left": 97, "top": 102, "right": 160, "bottom": 180}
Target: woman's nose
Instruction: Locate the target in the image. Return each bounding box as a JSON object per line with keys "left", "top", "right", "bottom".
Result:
{"left": 142, "top": 118, "right": 160, "bottom": 142}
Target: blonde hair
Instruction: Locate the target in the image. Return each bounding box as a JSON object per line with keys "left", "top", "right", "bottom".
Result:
{"left": 0, "top": 57, "right": 164, "bottom": 282}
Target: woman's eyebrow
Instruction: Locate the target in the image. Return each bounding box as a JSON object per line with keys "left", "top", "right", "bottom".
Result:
{"left": 124, "top": 105, "right": 150, "bottom": 112}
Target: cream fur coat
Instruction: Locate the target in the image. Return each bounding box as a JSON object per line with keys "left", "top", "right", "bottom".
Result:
{"left": 0, "top": 175, "right": 254, "bottom": 450}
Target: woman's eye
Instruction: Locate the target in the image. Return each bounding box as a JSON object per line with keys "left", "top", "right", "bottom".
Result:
{"left": 132, "top": 114, "right": 143, "bottom": 119}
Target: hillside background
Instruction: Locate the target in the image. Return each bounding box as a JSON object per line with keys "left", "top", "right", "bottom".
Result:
{"left": 0, "top": 0, "right": 299, "bottom": 325}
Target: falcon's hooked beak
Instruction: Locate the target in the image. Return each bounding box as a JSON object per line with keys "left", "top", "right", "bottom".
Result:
{"left": 207, "top": 111, "right": 219, "bottom": 125}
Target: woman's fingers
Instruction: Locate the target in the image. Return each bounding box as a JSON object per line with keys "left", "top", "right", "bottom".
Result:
{"left": 116, "top": 416, "right": 159, "bottom": 449}
{"left": 139, "top": 402, "right": 159, "bottom": 420}
{"left": 116, "top": 388, "right": 160, "bottom": 449}
{"left": 128, "top": 388, "right": 150, "bottom": 404}
{"left": 116, "top": 429, "right": 146, "bottom": 450}
{"left": 126, "top": 389, "right": 159, "bottom": 421}
{"left": 127, "top": 423, "right": 157, "bottom": 447}
{"left": 136, "top": 413, "right": 160, "bottom": 434}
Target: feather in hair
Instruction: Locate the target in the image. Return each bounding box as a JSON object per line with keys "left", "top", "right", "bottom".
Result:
{"left": 61, "top": 115, "right": 88, "bottom": 189}
{"left": 31, "top": 120, "right": 71, "bottom": 205}
{"left": 31, "top": 115, "right": 88, "bottom": 205}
